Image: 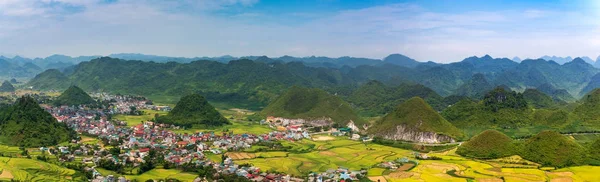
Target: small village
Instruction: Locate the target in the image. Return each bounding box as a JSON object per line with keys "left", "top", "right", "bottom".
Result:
{"left": 38, "top": 93, "right": 375, "bottom": 182}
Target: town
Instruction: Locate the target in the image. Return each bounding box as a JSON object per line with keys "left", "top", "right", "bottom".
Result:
{"left": 37, "top": 93, "right": 373, "bottom": 182}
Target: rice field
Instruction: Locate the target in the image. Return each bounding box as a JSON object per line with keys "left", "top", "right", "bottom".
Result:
{"left": 0, "top": 157, "right": 77, "bottom": 181}
{"left": 233, "top": 137, "right": 600, "bottom": 181}
{"left": 96, "top": 168, "right": 198, "bottom": 181}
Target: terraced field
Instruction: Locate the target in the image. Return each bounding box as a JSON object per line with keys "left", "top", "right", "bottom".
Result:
{"left": 233, "top": 137, "right": 600, "bottom": 181}
{"left": 96, "top": 168, "right": 198, "bottom": 181}
{"left": 0, "top": 157, "right": 77, "bottom": 181}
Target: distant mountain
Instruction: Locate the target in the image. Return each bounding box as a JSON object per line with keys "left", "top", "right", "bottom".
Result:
{"left": 454, "top": 73, "right": 493, "bottom": 99}
{"left": 369, "top": 97, "right": 464, "bottom": 143}
{"left": 522, "top": 89, "right": 555, "bottom": 108}
{"left": 156, "top": 94, "right": 229, "bottom": 127}
{"left": 261, "top": 86, "right": 364, "bottom": 126}
{"left": 456, "top": 130, "right": 515, "bottom": 159}
{"left": 346, "top": 80, "right": 445, "bottom": 116}
{"left": 0, "top": 81, "right": 15, "bottom": 92}
{"left": 54, "top": 86, "right": 96, "bottom": 106}
{"left": 536, "top": 83, "right": 575, "bottom": 102}
{"left": 383, "top": 54, "right": 420, "bottom": 68}
{"left": 595, "top": 56, "right": 600, "bottom": 68}
{"left": 580, "top": 56, "right": 595, "bottom": 65}
{"left": 540, "top": 55, "right": 573, "bottom": 64}
{"left": 512, "top": 57, "right": 522, "bottom": 62}
{"left": 0, "top": 96, "right": 75, "bottom": 147}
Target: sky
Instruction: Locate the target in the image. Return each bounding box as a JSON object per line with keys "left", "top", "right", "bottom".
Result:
{"left": 0, "top": 0, "right": 599, "bottom": 63}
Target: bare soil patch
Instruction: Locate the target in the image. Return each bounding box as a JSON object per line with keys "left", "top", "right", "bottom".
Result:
{"left": 0, "top": 170, "right": 14, "bottom": 179}
{"left": 388, "top": 171, "right": 416, "bottom": 179}
{"left": 319, "top": 151, "right": 337, "bottom": 156}
{"left": 550, "top": 177, "right": 573, "bottom": 182}
{"left": 476, "top": 178, "right": 503, "bottom": 182}
{"left": 398, "top": 163, "right": 415, "bottom": 171}
{"left": 368, "top": 176, "right": 387, "bottom": 182}
{"left": 227, "top": 152, "right": 256, "bottom": 160}
{"left": 312, "top": 136, "right": 335, "bottom": 141}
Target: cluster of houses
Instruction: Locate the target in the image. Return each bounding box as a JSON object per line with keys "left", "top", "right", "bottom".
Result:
{"left": 42, "top": 93, "right": 325, "bottom": 181}
{"left": 308, "top": 167, "right": 368, "bottom": 182}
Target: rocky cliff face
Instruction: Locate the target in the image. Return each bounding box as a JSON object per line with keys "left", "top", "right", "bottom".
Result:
{"left": 377, "top": 125, "right": 455, "bottom": 143}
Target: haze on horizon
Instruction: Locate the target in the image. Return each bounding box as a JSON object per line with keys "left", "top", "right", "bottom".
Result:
{"left": 1, "top": 0, "right": 599, "bottom": 63}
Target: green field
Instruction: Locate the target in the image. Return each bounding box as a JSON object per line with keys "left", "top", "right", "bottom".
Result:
{"left": 96, "top": 167, "right": 198, "bottom": 181}
{"left": 236, "top": 138, "right": 413, "bottom": 176}
{"left": 113, "top": 109, "right": 169, "bottom": 127}
{"left": 171, "top": 120, "right": 274, "bottom": 135}
{"left": 0, "top": 157, "right": 78, "bottom": 181}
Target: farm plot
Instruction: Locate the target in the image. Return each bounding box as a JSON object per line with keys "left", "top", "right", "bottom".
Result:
{"left": 0, "top": 157, "right": 77, "bottom": 181}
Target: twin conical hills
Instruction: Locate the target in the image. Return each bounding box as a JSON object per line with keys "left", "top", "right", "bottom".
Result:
{"left": 54, "top": 85, "right": 96, "bottom": 106}
{"left": 456, "top": 130, "right": 514, "bottom": 159}
{"left": 369, "top": 97, "right": 463, "bottom": 143}
{"left": 0, "top": 81, "right": 15, "bottom": 92}
{"left": 156, "top": 94, "right": 229, "bottom": 127}
{"left": 0, "top": 96, "right": 75, "bottom": 147}
{"left": 261, "top": 86, "right": 365, "bottom": 127}
{"left": 520, "top": 131, "right": 586, "bottom": 167}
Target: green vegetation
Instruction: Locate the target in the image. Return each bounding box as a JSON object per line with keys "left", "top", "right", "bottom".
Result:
{"left": 574, "top": 89, "right": 600, "bottom": 124}
{"left": 523, "top": 88, "right": 555, "bottom": 108}
{"left": 483, "top": 87, "right": 527, "bottom": 112}
{"left": 0, "top": 157, "right": 83, "bottom": 181}
{"left": 346, "top": 80, "right": 446, "bottom": 115}
{"left": 261, "top": 86, "right": 364, "bottom": 126}
{"left": 520, "top": 131, "right": 586, "bottom": 167}
{"left": 53, "top": 85, "right": 96, "bottom": 106}
{"left": 156, "top": 94, "right": 229, "bottom": 127}
{"left": 369, "top": 97, "right": 463, "bottom": 140}
{"left": 456, "top": 130, "right": 515, "bottom": 159}
{"left": 0, "top": 81, "right": 15, "bottom": 92}
{"left": 454, "top": 73, "right": 493, "bottom": 99}
{"left": 114, "top": 109, "right": 169, "bottom": 127}
{"left": 0, "top": 96, "right": 75, "bottom": 147}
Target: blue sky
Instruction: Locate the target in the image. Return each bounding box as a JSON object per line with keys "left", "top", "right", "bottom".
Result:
{"left": 0, "top": 0, "right": 599, "bottom": 63}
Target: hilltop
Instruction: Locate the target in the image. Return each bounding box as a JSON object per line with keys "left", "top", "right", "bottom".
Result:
{"left": 573, "top": 89, "right": 600, "bottom": 124}
{"left": 53, "top": 86, "right": 96, "bottom": 106}
{"left": 456, "top": 130, "right": 515, "bottom": 159}
{"left": 346, "top": 81, "right": 445, "bottom": 116}
{"left": 0, "top": 96, "right": 75, "bottom": 147}
{"left": 522, "top": 89, "right": 555, "bottom": 108}
{"left": 520, "top": 131, "right": 586, "bottom": 167}
{"left": 156, "top": 94, "right": 229, "bottom": 127}
{"left": 261, "top": 86, "right": 364, "bottom": 126}
{"left": 0, "top": 81, "right": 15, "bottom": 92}
{"left": 27, "top": 69, "right": 70, "bottom": 90}
{"left": 369, "top": 97, "right": 463, "bottom": 143}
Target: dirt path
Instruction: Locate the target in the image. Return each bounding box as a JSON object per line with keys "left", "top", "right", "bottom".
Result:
{"left": 0, "top": 170, "right": 14, "bottom": 179}
{"left": 312, "top": 136, "right": 335, "bottom": 141}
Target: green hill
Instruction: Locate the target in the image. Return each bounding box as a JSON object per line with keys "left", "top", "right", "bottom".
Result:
{"left": 0, "top": 96, "right": 75, "bottom": 147}
{"left": 156, "top": 94, "right": 229, "bottom": 127}
{"left": 26, "top": 69, "right": 70, "bottom": 90}
{"left": 454, "top": 73, "right": 493, "bottom": 99}
{"left": 522, "top": 89, "right": 555, "bottom": 108}
{"left": 456, "top": 130, "right": 515, "bottom": 159}
{"left": 520, "top": 131, "right": 586, "bottom": 167}
{"left": 261, "top": 86, "right": 364, "bottom": 126}
{"left": 347, "top": 81, "right": 445, "bottom": 116}
{"left": 0, "top": 81, "right": 15, "bottom": 92}
{"left": 369, "top": 97, "right": 463, "bottom": 143}
{"left": 53, "top": 86, "right": 96, "bottom": 106}
{"left": 573, "top": 89, "right": 600, "bottom": 124}
{"left": 590, "top": 138, "right": 600, "bottom": 165}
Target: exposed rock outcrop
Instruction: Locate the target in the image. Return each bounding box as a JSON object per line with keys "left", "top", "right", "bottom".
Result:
{"left": 377, "top": 124, "right": 455, "bottom": 143}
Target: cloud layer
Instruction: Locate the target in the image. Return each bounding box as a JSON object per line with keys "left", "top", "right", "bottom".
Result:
{"left": 0, "top": 0, "right": 599, "bottom": 63}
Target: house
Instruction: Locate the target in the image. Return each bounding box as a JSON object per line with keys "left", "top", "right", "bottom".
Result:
{"left": 351, "top": 134, "right": 360, "bottom": 140}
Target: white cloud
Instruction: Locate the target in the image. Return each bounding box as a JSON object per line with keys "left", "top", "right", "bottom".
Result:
{"left": 0, "top": 1, "right": 598, "bottom": 63}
